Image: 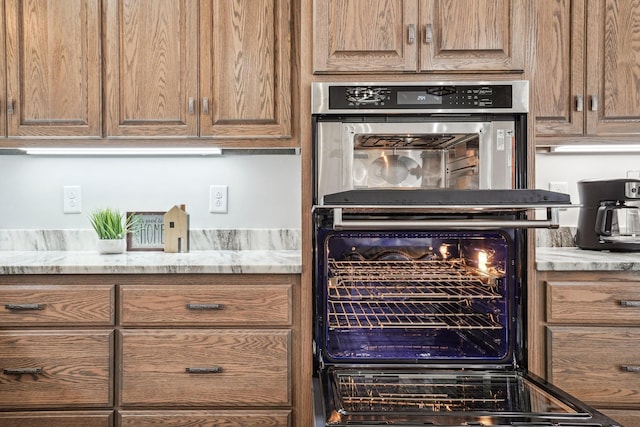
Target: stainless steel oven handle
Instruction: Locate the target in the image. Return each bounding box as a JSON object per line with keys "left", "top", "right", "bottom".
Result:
{"left": 332, "top": 208, "right": 560, "bottom": 230}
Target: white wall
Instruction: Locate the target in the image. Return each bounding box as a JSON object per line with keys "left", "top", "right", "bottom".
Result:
{"left": 535, "top": 152, "right": 640, "bottom": 226}
{"left": 0, "top": 153, "right": 301, "bottom": 229}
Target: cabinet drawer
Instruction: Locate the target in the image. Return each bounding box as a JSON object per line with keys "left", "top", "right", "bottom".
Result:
{"left": 119, "top": 329, "right": 290, "bottom": 406}
{"left": 0, "top": 331, "right": 113, "bottom": 408}
{"left": 0, "top": 285, "right": 115, "bottom": 326}
{"left": 547, "top": 326, "right": 640, "bottom": 407}
{"left": 0, "top": 411, "right": 113, "bottom": 427}
{"left": 546, "top": 281, "right": 640, "bottom": 325}
{"left": 118, "top": 410, "right": 290, "bottom": 427}
{"left": 598, "top": 409, "right": 640, "bottom": 427}
{"left": 119, "top": 284, "right": 292, "bottom": 326}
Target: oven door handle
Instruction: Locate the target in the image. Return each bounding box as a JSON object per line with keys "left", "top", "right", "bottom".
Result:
{"left": 332, "top": 208, "right": 560, "bottom": 230}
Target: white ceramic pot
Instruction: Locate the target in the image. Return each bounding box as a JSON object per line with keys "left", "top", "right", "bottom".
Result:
{"left": 97, "top": 239, "right": 126, "bottom": 254}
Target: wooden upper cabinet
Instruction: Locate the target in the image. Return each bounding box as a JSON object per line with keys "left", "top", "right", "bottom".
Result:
{"left": 104, "top": 0, "right": 199, "bottom": 138}
{"left": 586, "top": 0, "right": 640, "bottom": 136}
{"left": 313, "top": 0, "right": 418, "bottom": 72}
{"left": 199, "top": 0, "right": 292, "bottom": 142}
{"left": 419, "top": 0, "right": 525, "bottom": 72}
{"left": 533, "top": 0, "right": 640, "bottom": 141}
{"left": 312, "top": 0, "right": 525, "bottom": 73}
{"left": 531, "top": 0, "right": 584, "bottom": 137}
{"left": 104, "top": 0, "right": 293, "bottom": 144}
{"left": 0, "top": 0, "right": 6, "bottom": 138}
{"left": 4, "top": 0, "right": 102, "bottom": 137}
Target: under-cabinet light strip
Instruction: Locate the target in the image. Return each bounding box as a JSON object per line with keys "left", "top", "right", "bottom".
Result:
{"left": 20, "top": 147, "right": 223, "bottom": 156}
{"left": 550, "top": 144, "right": 640, "bottom": 153}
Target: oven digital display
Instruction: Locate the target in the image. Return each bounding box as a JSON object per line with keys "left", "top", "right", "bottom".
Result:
{"left": 397, "top": 91, "right": 443, "bottom": 105}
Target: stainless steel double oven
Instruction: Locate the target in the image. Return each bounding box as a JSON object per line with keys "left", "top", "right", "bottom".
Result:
{"left": 311, "top": 81, "right": 621, "bottom": 426}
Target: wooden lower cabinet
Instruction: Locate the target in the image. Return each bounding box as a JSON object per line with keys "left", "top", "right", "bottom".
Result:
{"left": 0, "top": 331, "right": 113, "bottom": 408}
{"left": 117, "top": 410, "right": 291, "bottom": 427}
{"left": 599, "top": 409, "right": 640, "bottom": 427}
{"left": 533, "top": 271, "right": 640, "bottom": 425}
{"left": 119, "top": 329, "right": 290, "bottom": 406}
{"left": 0, "top": 274, "right": 301, "bottom": 426}
{"left": 0, "top": 411, "right": 113, "bottom": 427}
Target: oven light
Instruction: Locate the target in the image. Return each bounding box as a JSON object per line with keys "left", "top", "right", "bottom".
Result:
{"left": 439, "top": 244, "right": 450, "bottom": 259}
{"left": 477, "top": 251, "right": 488, "bottom": 272}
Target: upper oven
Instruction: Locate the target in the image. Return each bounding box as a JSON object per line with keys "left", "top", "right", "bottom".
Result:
{"left": 313, "top": 81, "right": 528, "bottom": 207}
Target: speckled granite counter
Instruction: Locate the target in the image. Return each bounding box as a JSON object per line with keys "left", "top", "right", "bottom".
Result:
{"left": 536, "top": 246, "right": 640, "bottom": 271}
{"left": 0, "top": 229, "right": 301, "bottom": 275}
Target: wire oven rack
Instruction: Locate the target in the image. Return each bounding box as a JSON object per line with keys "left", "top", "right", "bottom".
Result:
{"left": 327, "top": 259, "right": 504, "bottom": 331}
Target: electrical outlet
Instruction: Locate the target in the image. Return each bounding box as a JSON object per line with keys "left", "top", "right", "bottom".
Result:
{"left": 549, "top": 181, "right": 569, "bottom": 194}
{"left": 209, "top": 185, "right": 228, "bottom": 213}
{"left": 63, "top": 185, "right": 82, "bottom": 213}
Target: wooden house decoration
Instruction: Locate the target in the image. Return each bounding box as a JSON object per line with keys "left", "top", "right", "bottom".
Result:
{"left": 163, "top": 205, "right": 189, "bottom": 253}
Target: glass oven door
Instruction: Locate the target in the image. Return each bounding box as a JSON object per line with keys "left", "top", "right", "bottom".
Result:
{"left": 313, "top": 368, "right": 616, "bottom": 426}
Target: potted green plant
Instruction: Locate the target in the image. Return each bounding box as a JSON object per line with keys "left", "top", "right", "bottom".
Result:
{"left": 89, "top": 208, "right": 140, "bottom": 254}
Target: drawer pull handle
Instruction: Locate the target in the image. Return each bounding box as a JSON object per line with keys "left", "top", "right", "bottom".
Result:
{"left": 620, "top": 300, "right": 640, "bottom": 307}
{"left": 5, "top": 303, "right": 45, "bottom": 311}
{"left": 621, "top": 365, "right": 640, "bottom": 373}
{"left": 3, "top": 368, "right": 43, "bottom": 375}
{"left": 185, "top": 367, "right": 223, "bottom": 374}
{"left": 186, "top": 303, "right": 224, "bottom": 310}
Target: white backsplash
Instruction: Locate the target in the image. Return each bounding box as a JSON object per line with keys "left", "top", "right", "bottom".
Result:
{"left": 0, "top": 153, "right": 301, "bottom": 230}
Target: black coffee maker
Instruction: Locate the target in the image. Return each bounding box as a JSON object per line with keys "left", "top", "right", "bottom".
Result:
{"left": 576, "top": 178, "right": 640, "bottom": 251}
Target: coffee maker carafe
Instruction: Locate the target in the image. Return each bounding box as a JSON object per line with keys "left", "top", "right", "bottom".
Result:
{"left": 576, "top": 178, "right": 640, "bottom": 251}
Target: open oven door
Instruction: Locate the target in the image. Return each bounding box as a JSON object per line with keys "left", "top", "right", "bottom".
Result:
{"left": 312, "top": 368, "right": 621, "bottom": 426}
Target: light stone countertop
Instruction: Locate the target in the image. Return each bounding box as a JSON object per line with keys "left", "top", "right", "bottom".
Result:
{"left": 0, "top": 250, "right": 301, "bottom": 275}
{"left": 0, "top": 229, "right": 301, "bottom": 275}
{"left": 536, "top": 246, "right": 640, "bottom": 271}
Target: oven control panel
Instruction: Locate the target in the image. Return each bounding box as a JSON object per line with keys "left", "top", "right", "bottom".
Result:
{"left": 329, "top": 84, "right": 513, "bottom": 109}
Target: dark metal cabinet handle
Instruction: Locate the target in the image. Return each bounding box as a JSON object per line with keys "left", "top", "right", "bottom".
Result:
{"left": 576, "top": 95, "right": 584, "bottom": 112}
{"left": 186, "top": 303, "right": 224, "bottom": 310}
{"left": 188, "top": 97, "right": 195, "bottom": 114}
{"left": 591, "top": 94, "right": 598, "bottom": 111}
{"left": 620, "top": 300, "right": 640, "bottom": 307}
{"left": 621, "top": 365, "right": 640, "bottom": 373}
{"left": 5, "top": 303, "right": 45, "bottom": 311}
{"left": 7, "top": 99, "right": 14, "bottom": 115}
{"left": 185, "top": 367, "right": 223, "bottom": 374}
{"left": 202, "top": 97, "right": 209, "bottom": 114}
{"left": 3, "top": 368, "right": 43, "bottom": 375}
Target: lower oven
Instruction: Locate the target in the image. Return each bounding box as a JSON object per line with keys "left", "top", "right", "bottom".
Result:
{"left": 311, "top": 81, "right": 622, "bottom": 426}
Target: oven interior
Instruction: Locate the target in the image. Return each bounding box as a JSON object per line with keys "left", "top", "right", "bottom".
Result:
{"left": 353, "top": 132, "right": 481, "bottom": 190}
{"left": 316, "top": 227, "right": 517, "bottom": 365}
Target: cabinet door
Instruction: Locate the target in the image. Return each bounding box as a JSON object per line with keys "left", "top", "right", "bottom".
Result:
{"left": 0, "top": 0, "right": 5, "bottom": 138}
{"left": 313, "top": 0, "right": 419, "bottom": 73}
{"left": 200, "top": 0, "right": 292, "bottom": 143}
{"left": 532, "top": 0, "right": 585, "bottom": 137}
{"left": 419, "top": 0, "right": 525, "bottom": 72}
{"left": 586, "top": 0, "right": 640, "bottom": 136}
{"left": 104, "top": 0, "right": 198, "bottom": 137}
{"left": 4, "top": 0, "right": 101, "bottom": 137}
